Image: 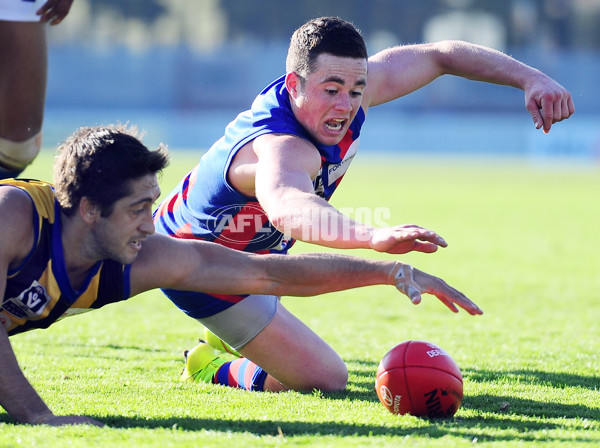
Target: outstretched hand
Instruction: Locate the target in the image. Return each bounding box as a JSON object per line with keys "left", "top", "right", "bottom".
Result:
{"left": 369, "top": 225, "right": 448, "bottom": 254}
{"left": 391, "top": 263, "right": 483, "bottom": 315}
{"left": 525, "top": 73, "right": 575, "bottom": 134}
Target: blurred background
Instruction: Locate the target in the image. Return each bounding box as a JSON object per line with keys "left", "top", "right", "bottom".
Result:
{"left": 43, "top": 0, "right": 599, "bottom": 162}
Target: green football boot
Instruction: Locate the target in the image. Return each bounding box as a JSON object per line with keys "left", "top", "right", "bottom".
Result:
{"left": 180, "top": 341, "right": 227, "bottom": 383}
{"left": 202, "top": 327, "right": 242, "bottom": 358}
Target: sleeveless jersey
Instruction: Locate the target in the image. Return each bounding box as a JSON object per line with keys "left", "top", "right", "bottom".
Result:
{"left": 153, "top": 75, "right": 365, "bottom": 318}
{"left": 154, "top": 74, "right": 366, "bottom": 255}
{"left": 0, "top": 179, "right": 131, "bottom": 336}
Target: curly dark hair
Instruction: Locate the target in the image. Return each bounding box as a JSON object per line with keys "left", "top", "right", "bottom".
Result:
{"left": 286, "top": 16, "right": 368, "bottom": 77}
{"left": 54, "top": 124, "right": 169, "bottom": 217}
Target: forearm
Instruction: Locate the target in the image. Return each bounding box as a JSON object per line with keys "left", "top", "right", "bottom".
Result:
{"left": 0, "top": 327, "right": 54, "bottom": 424}
{"left": 433, "top": 40, "right": 544, "bottom": 90}
{"left": 251, "top": 252, "right": 397, "bottom": 297}
{"left": 268, "top": 195, "right": 374, "bottom": 250}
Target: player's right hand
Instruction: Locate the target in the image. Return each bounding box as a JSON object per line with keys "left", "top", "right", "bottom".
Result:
{"left": 369, "top": 225, "right": 447, "bottom": 254}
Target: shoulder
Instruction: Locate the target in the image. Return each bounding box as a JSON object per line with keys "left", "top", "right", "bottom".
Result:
{"left": 0, "top": 185, "right": 36, "bottom": 267}
{"left": 0, "top": 184, "right": 35, "bottom": 222}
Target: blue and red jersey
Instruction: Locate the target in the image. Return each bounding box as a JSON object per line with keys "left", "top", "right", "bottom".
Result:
{"left": 154, "top": 74, "right": 366, "bottom": 256}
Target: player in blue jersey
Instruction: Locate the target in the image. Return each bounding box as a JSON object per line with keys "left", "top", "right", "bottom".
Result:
{"left": 0, "top": 0, "right": 74, "bottom": 179}
{"left": 155, "top": 16, "right": 574, "bottom": 394}
{"left": 0, "top": 124, "right": 482, "bottom": 425}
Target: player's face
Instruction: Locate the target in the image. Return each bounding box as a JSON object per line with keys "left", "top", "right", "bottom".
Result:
{"left": 289, "top": 53, "right": 367, "bottom": 146}
{"left": 90, "top": 174, "right": 161, "bottom": 265}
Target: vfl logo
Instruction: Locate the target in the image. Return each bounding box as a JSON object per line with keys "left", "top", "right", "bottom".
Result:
{"left": 2, "top": 281, "right": 50, "bottom": 319}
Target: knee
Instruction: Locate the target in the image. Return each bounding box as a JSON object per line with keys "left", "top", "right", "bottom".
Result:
{"left": 0, "top": 133, "right": 42, "bottom": 178}
{"left": 317, "top": 364, "right": 349, "bottom": 392}
{"left": 293, "top": 360, "right": 348, "bottom": 393}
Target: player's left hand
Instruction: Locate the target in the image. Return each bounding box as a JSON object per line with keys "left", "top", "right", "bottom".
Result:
{"left": 369, "top": 225, "right": 448, "bottom": 254}
{"left": 524, "top": 74, "right": 575, "bottom": 134}
{"left": 37, "top": 0, "right": 74, "bottom": 25}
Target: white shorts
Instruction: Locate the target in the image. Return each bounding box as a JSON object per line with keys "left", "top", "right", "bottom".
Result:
{"left": 196, "top": 294, "right": 278, "bottom": 350}
{"left": 0, "top": 0, "right": 43, "bottom": 22}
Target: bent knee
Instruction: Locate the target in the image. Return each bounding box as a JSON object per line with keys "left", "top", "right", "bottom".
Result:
{"left": 291, "top": 362, "right": 348, "bottom": 393}
{"left": 317, "top": 366, "right": 348, "bottom": 392}
{"left": 0, "top": 133, "right": 42, "bottom": 177}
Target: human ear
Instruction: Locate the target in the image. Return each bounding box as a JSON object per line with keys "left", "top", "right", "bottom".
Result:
{"left": 285, "top": 72, "right": 301, "bottom": 99}
{"left": 80, "top": 197, "right": 100, "bottom": 224}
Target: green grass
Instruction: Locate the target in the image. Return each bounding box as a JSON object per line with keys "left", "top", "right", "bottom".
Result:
{"left": 2, "top": 149, "right": 599, "bottom": 447}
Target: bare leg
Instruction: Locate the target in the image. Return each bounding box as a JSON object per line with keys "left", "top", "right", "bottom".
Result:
{"left": 0, "top": 20, "right": 48, "bottom": 141}
{"left": 239, "top": 301, "right": 348, "bottom": 392}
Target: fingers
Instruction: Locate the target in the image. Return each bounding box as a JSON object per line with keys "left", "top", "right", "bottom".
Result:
{"left": 393, "top": 225, "right": 448, "bottom": 247}
{"left": 434, "top": 289, "right": 483, "bottom": 315}
{"left": 37, "top": 0, "right": 73, "bottom": 25}
{"left": 527, "top": 89, "right": 575, "bottom": 134}
{"left": 409, "top": 268, "right": 484, "bottom": 315}
{"left": 372, "top": 225, "right": 448, "bottom": 255}
{"left": 36, "top": 415, "right": 105, "bottom": 426}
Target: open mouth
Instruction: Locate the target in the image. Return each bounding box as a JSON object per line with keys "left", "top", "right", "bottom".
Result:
{"left": 129, "top": 239, "right": 143, "bottom": 251}
{"left": 325, "top": 118, "right": 345, "bottom": 132}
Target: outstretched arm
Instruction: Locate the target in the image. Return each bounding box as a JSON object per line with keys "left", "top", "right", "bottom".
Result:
{"left": 252, "top": 133, "right": 447, "bottom": 254}
{"left": 131, "top": 233, "right": 483, "bottom": 315}
{"left": 364, "top": 40, "right": 574, "bottom": 133}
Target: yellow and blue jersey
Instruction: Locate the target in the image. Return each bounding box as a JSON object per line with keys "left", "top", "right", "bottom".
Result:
{"left": 0, "top": 179, "right": 131, "bottom": 336}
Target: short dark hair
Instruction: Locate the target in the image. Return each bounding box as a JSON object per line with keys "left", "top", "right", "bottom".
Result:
{"left": 54, "top": 124, "right": 169, "bottom": 217}
{"left": 286, "top": 17, "right": 368, "bottom": 77}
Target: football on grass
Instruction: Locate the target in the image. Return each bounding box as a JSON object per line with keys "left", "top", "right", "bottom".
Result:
{"left": 375, "top": 340, "right": 463, "bottom": 418}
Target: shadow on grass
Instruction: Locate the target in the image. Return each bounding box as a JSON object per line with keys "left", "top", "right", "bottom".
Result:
{"left": 0, "top": 412, "right": 596, "bottom": 445}
{"left": 92, "top": 414, "right": 595, "bottom": 444}
{"left": 2, "top": 361, "right": 596, "bottom": 444}
{"left": 466, "top": 367, "right": 599, "bottom": 392}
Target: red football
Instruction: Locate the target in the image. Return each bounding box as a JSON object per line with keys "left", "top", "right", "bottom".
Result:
{"left": 375, "top": 340, "right": 463, "bottom": 418}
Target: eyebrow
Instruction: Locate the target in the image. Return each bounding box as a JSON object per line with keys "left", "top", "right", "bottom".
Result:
{"left": 322, "top": 75, "right": 366, "bottom": 87}
{"left": 129, "top": 192, "right": 161, "bottom": 207}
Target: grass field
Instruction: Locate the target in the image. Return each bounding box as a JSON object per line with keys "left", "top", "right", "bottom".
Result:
{"left": 1, "top": 149, "right": 598, "bottom": 447}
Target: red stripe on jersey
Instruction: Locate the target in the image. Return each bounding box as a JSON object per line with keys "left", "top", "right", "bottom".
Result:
{"left": 209, "top": 293, "right": 246, "bottom": 304}
{"left": 174, "top": 222, "right": 195, "bottom": 239}
{"left": 338, "top": 128, "right": 354, "bottom": 158}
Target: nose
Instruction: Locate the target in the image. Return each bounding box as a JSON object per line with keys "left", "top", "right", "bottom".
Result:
{"left": 140, "top": 211, "right": 156, "bottom": 235}
{"left": 334, "top": 93, "right": 353, "bottom": 113}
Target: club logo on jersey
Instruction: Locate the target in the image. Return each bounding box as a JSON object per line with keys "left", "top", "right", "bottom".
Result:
{"left": 1, "top": 280, "right": 50, "bottom": 319}
{"left": 207, "top": 203, "right": 282, "bottom": 247}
